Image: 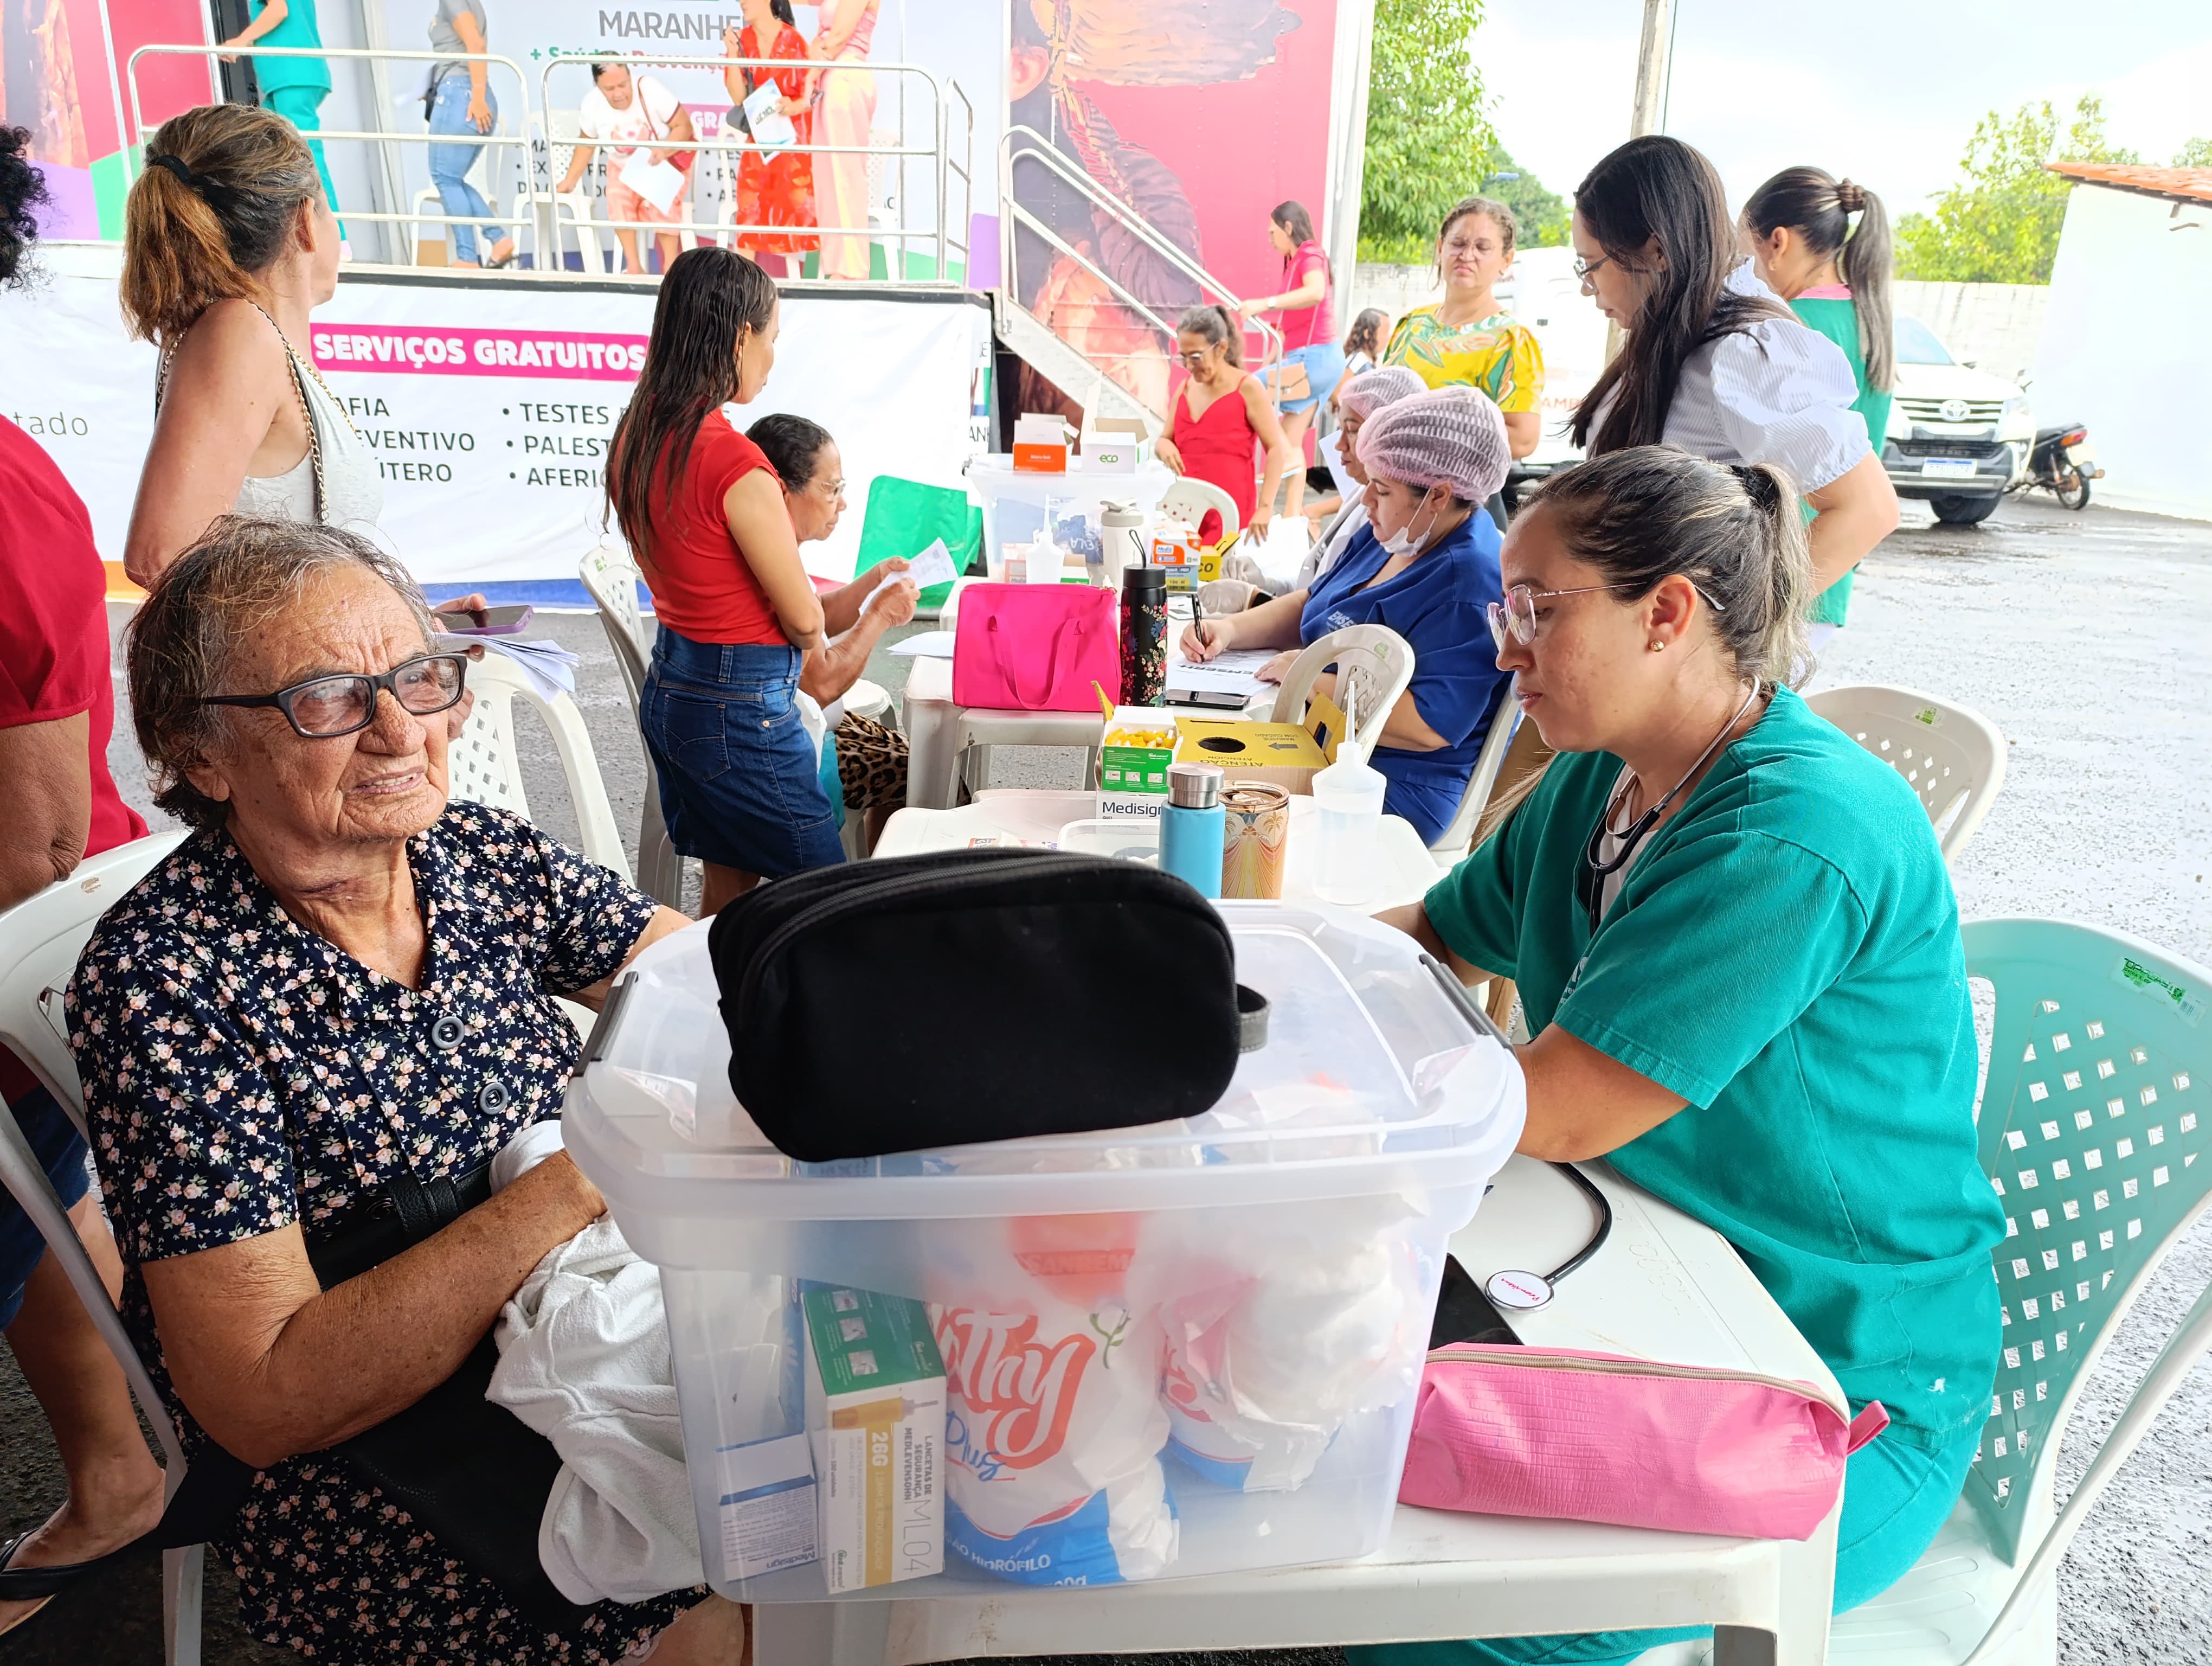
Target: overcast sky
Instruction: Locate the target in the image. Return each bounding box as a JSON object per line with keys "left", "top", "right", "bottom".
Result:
{"left": 1475, "top": 1, "right": 2212, "bottom": 219}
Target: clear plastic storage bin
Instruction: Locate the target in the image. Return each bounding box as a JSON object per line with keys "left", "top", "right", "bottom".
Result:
{"left": 563, "top": 902, "right": 1525, "bottom": 1600}
{"left": 964, "top": 454, "right": 1176, "bottom": 579}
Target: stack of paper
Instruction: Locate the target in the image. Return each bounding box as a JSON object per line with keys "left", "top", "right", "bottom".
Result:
{"left": 440, "top": 636, "right": 582, "bottom": 702}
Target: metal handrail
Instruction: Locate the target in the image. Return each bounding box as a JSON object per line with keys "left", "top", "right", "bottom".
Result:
{"left": 126, "top": 46, "right": 533, "bottom": 245}
{"left": 1000, "top": 124, "right": 1282, "bottom": 367}
{"left": 538, "top": 51, "right": 965, "bottom": 281}
{"left": 117, "top": 43, "right": 972, "bottom": 283}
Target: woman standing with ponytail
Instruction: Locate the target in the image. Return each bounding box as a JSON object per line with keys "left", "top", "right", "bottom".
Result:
{"left": 119, "top": 104, "right": 379, "bottom": 589}
{"left": 1365, "top": 446, "right": 2001, "bottom": 1666}
{"left": 1742, "top": 168, "right": 1894, "bottom": 643}
{"left": 1567, "top": 137, "right": 1898, "bottom": 635}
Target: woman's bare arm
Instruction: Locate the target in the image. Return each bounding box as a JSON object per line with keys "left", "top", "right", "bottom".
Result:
{"left": 123, "top": 309, "right": 297, "bottom": 587}
{"left": 1804, "top": 451, "right": 1900, "bottom": 595}
{"left": 1243, "top": 376, "right": 1298, "bottom": 530}
{"left": 724, "top": 470, "right": 828, "bottom": 650}
{"left": 144, "top": 1152, "right": 605, "bottom": 1469}
{"left": 1502, "top": 409, "right": 1541, "bottom": 459}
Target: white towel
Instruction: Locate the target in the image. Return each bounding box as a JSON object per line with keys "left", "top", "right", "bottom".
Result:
{"left": 487, "top": 1217, "right": 704, "bottom": 1605}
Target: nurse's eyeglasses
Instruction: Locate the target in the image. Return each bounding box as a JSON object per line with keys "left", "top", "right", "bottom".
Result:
{"left": 198, "top": 652, "right": 470, "bottom": 740}
{"left": 1487, "top": 580, "right": 1728, "bottom": 652}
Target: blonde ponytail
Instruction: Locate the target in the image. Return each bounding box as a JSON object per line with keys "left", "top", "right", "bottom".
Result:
{"left": 119, "top": 104, "right": 321, "bottom": 348}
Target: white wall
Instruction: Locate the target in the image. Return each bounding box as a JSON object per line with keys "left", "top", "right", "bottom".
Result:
{"left": 2033, "top": 183, "right": 2212, "bottom": 522}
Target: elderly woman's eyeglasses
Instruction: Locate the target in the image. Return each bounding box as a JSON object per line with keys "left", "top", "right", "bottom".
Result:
{"left": 199, "top": 652, "right": 470, "bottom": 739}
{"left": 1486, "top": 580, "right": 1727, "bottom": 651}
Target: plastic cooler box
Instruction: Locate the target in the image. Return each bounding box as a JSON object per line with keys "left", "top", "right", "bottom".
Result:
{"left": 563, "top": 901, "right": 1525, "bottom": 1600}
{"left": 963, "top": 453, "right": 1175, "bottom": 579}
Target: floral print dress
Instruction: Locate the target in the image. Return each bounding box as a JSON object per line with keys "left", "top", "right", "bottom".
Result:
{"left": 67, "top": 803, "right": 699, "bottom": 1664}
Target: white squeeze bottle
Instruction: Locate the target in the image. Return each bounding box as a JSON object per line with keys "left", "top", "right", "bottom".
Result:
{"left": 1310, "top": 683, "right": 1386, "bottom": 905}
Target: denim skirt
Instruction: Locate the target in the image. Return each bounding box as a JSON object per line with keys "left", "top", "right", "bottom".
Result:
{"left": 639, "top": 627, "right": 845, "bottom": 877}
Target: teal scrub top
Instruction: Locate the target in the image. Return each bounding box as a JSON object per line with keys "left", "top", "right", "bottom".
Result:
{"left": 250, "top": 0, "right": 331, "bottom": 95}
{"left": 1791, "top": 295, "right": 1892, "bottom": 629}
{"left": 1424, "top": 688, "right": 2003, "bottom": 1446}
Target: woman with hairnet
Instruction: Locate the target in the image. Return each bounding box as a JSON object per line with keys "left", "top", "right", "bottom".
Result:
{"left": 1297, "top": 364, "right": 1427, "bottom": 590}
{"left": 1182, "top": 386, "right": 1512, "bottom": 843}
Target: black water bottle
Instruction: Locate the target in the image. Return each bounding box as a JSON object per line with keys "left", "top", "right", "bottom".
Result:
{"left": 1120, "top": 565, "right": 1167, "bottom": 706}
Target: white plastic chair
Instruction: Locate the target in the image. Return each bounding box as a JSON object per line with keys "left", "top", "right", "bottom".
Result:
{"left": 1429, "top": 678, "right": 1521, "bottom": 866}
{"left": 410, "top": 112, "right": 509, "bottom": 265}
{"left": 1818, "top": 918, "right": 2212, "bottom": 1666}
{"left": 1804, "top": 684, "right": 2007, "bottom": 863}
{"left": 446, "top": 646, "right": 633, "bottom": 887}
{"left": 1268, "top": 624, "right": 1414, "bottom": 766}
{"left": 578, "top": 538, "right": 687, "bottom": 908}
{"left": 1161, "top": 475, "right": 1241, "bottom": 541}
{"left": 0, "top": 830, "right": 203, "bottom": 1666}
{"left": 539, "top": 110, "right": 608, "bottom": 274}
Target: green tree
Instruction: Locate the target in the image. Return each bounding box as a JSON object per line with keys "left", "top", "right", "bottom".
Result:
{"left": 1358, "top": 0, "right": 1493, "bottom": 263}
{"left": 1895, "top": 94, "right": 2138, "bottom": 284}
{"left": 2176, "top": 137, "right": 2212, "bottom": 167}
{"left": 1483, "top": 145, "right": 1570, "bottom": 248}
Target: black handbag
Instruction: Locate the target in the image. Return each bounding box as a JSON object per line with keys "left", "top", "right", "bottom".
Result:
{"left": 156, "top": 1165, "right": 594, "bottom": 1629}
{"left": 707, "top": 848, "right": 1266, "bottom": 1162}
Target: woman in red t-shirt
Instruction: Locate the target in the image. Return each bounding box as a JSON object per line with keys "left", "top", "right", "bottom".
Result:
{"left": 607, "top": 247, "right": 835, "bottom": 911}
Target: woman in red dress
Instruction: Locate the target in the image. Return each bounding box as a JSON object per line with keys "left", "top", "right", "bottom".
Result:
{"left": 1155, "top": 304, "right": 1297, "bottom": 544}
{"left": 722, "top": 2, "right": 817, "bottom": 275}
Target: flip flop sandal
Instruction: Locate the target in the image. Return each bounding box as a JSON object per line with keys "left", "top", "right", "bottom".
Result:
{"left": 0, "top": 1525, "right": 142, "bottom": 1631}
{"left": 487, "top": 246, "right": 519, "bottom": 270}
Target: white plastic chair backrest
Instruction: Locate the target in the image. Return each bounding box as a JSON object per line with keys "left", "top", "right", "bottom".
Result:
{"left": 1428, "top": 678, "right": 1520, "bottom": 861}
{"left": 1804, "top": 683, "right": 2005, "bottom": 862}
{"left": 1160, "top": 475, "right": 1240, "bottom": 540}
{"left": 447, "top": 649, "right": 635, "bottom": 884}
{"left": 796, "top": 690, "right": 828, "bottom": 764}
{"left": 1266, "top": 624, "right": 1413, "bottom": 766}
{"left": 1949, "top": 919, "right": 2212, "bottom": 1661}
{"left": 0, "top": 831, "right": 188, "bottom": 1118}
{"left": 579, "top": 537, "right": 652, "bottom": 712}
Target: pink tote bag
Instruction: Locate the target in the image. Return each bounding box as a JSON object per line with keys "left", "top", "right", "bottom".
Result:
{"left": 951, "top": 581, "right": 1120, "bottom": 713}
{"left": 1399, "top": 1344, "right": 1890, "bottom": 1542}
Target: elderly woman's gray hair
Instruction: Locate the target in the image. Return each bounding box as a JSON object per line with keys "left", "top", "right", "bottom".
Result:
{"left": 127, "top": 516, "right": 437, "bottom": 830}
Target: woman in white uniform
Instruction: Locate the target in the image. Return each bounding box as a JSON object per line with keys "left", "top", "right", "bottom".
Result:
{"left": 1567, "top": 136, "right": 1898, "bottom": 628}
{"left": 120, "top": 103, "right": 382, "bottom": 589}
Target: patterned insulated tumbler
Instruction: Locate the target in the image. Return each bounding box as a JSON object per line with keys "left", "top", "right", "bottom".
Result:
{"left": 1120, "top": 565, "right": 1167, "bottom": 706}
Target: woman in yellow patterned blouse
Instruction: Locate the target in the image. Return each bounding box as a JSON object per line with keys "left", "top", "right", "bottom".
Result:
{"left": 1384, "top": 195, "right": 1545, "bottom": 462}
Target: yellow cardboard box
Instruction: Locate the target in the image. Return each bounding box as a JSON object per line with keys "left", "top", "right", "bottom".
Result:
{"left": 1173, "top": 699, "right": 1343, "bottom": 794}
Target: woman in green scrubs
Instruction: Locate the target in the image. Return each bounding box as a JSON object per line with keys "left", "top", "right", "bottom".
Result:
{"left": 1367, "top": 446, "right": 2004, "bottom": 1666}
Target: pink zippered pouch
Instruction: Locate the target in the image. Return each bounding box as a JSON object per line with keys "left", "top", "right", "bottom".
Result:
{"left": 1400, "top": 1344, "right": 1889, "bottom": 1541}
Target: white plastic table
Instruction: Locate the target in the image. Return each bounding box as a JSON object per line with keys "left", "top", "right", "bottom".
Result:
{"left": 872, "top": 788, "right": 1443, "bottom": 913}
{"left": 754, "top": 1157, "right": 1841, "bottom": 1666}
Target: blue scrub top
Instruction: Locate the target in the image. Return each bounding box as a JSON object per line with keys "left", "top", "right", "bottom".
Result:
{"left": 1298, "top": 513, "right": 1508, "bottom": 842}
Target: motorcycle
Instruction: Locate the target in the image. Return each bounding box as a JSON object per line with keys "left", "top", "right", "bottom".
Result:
{"left": 2017, "top": 422, "right": 2102, "bottom": 510}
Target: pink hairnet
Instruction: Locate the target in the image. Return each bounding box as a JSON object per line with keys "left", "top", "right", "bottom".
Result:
{"left": 1336, "top": 364, "right": 1427, "bottom": 422}
{"left": 1355, "top": 386, "right": 1512, "bottom": 503}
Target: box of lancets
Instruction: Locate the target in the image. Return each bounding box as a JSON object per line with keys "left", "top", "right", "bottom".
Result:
{"left": 801, "top": 1285, "right": 946, "bottom": 1591}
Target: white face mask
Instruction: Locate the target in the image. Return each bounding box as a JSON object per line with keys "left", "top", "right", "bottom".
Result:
{"left": 1379, "top": 491, "right": 1441, "bottom": 558}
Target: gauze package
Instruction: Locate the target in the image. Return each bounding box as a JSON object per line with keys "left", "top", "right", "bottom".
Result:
{"left": 1155, "top": 1197, "right": 1426, "bottom": 1493}
{"left": 928, "top": 1213, "right": 1179, "bottom": 1585}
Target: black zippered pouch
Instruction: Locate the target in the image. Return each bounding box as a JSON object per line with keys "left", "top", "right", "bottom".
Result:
{"left": 707, "top": 849, "right": 1256, "bottom": 1161}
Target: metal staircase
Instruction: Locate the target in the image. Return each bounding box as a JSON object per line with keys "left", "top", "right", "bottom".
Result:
{"left": 995, "top": 124, "right": 1280, "bottom": 438}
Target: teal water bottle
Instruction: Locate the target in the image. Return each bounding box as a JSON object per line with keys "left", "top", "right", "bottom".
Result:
{"left": 1160, "top": 762, "right": 1225, "bottom": 899}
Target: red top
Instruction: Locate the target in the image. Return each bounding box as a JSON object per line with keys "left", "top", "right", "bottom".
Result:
{"left": 0, "top": 417, "right": 149, "bottom": 1104}
{"left": 631, "top": 409, "right": 787, "bottom": 644}
{"left": 1169, "top": 376, "right": 1261, "bottom": 543}
{"left": 1276, "top": 241, "right": 1334, "bottom": 351}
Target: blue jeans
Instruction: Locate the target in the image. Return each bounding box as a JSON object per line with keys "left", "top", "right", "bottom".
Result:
{"left": 639, "top": 629, "right": 845, "bottom": 879}
{"left": 427, "top": 71, "right": 505, "bottom": 262}
{"left": 1347, "top": 1426, "right": 1982, "bottom": 1665}
{"left": 2, "top": 1082, "right": 92, "bottom": 1331}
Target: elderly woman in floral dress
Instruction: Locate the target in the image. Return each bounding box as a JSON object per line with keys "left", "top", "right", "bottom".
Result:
{"left": 67, "top": 517, "right": 747, "bottom": 1665}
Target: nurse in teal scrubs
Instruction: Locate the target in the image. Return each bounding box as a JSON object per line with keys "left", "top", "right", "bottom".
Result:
{"left": 1369, "top": 446, "right": 2004, "bottom": 1666}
